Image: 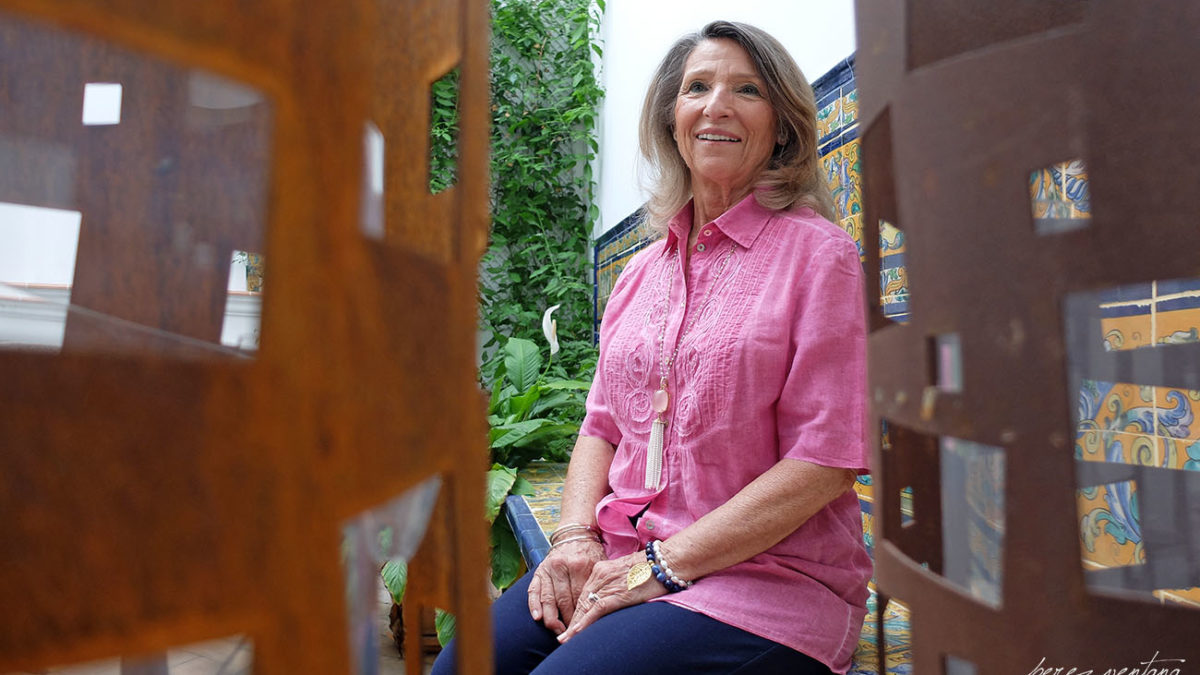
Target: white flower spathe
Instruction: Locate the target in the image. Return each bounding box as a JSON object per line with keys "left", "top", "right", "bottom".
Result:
{"left": 542, "top": 304, "right": 561, "bottom": 356}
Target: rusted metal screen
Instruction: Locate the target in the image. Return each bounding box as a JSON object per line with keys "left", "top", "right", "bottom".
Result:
{"left": 0, "top": 1, "right": 491, "bottom": 674}
{"left": 858, "top": 2, "right": 1200, "bottom": 673}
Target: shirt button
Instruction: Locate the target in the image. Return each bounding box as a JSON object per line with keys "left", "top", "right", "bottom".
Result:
{"left": 702, "top": 229, "right": 712, "bottom": 237}
{"left": 646, "top": 521, "right": 655, "bottom": 530}
{"left": 695, "top": 243, "right": 706, "bottom": 252}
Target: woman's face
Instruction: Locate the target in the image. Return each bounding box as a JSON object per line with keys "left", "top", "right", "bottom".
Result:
{"left": 673, "top": 38, "right": 778, "bottom": 198}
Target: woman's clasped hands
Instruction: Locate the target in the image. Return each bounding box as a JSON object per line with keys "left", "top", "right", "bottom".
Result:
{"left": 555, "top": 550, "right": 667, "bottom": 643}
{"left": 526, "top": 541, "right": 667, "bottom": 643}
{"left": 526, "top": 537, "right": 606, "bottom": 634}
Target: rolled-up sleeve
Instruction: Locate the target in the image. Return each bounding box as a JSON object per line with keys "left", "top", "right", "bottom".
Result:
{"left": 777, "top": 236, "right": 869, "bottom": 472}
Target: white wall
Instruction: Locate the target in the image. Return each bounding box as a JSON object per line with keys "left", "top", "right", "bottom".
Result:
{"left": 595, "top": 1, "right": 857, "bottom": 237}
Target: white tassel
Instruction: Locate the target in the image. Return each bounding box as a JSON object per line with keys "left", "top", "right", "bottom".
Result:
{"left": 645, "top": 418, "right": 664, "bottom": 490}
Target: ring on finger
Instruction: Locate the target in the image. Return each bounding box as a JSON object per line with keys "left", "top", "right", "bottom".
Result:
{"left": 587, "top": 592, "right": 601, "bottom": 603}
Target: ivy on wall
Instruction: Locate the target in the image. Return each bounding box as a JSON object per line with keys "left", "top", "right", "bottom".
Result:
{"left": 433, "top": 0, "right": 604, "bottom": 389}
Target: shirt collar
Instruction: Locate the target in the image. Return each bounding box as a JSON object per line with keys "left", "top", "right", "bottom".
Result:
{"left": 664, "top": 190, "right": 778, "bottom": 251}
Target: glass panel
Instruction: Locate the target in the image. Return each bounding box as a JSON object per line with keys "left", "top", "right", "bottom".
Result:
{"left": 940, "top": 436, "right": 1005, "bottom": 608}
{"left": 341, "top": 476, "right": 441, "bottom": 675}
{"left": 2, "top": 635, "right": 253, "bottom": 674}
{"left": 0, "top": 10, "right": 273, "bottom": 361}
{"left": 1029, "top": 159, "right": 1091, "bottom": 235}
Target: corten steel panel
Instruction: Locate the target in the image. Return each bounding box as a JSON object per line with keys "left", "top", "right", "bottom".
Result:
{"left": 858, "top": 2, "right": 1200, "bottom": 673}
{"left": 0, "top": 1, "right": 492, "bottom": 675}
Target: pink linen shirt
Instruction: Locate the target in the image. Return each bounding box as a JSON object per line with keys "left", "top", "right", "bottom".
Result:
{"left": 579, "top": 191, "right": 872, "bottom": 673}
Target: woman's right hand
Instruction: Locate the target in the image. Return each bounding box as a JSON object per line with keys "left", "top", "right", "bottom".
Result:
{"left": 526, "top": 538, "right": 606, "bottom": 634}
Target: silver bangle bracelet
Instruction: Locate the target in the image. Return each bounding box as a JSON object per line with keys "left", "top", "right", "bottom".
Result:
{"left": 549, "top": 522, "right": 598, "bottom": 542}
{"left": 548, "top": 534, "right": 601, "bottom": 551}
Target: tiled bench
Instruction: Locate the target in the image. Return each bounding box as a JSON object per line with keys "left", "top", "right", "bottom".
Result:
{"left": 504, "top": 462, "right": 912, "bottom": 674}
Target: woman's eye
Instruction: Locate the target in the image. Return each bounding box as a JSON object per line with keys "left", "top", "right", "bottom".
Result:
{"left": 686, "top": 81, "right": 707, "bottom": 93}
{"left": 740, "top": 84, "right": 761, "bottom": 96}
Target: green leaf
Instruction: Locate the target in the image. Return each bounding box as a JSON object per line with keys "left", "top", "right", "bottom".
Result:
{"left": 490, "top": 419, "right": 553, "bottom": 449}
{"left": 512, "top": 422, "right": 578, "bottom": 448}
{"left": 511, "top": 474, "right": 535, "bottom": 496}
{"left": 490, "top": 516, "right": 524, "bottom": 590}
{"left": 380, "top": 559, "right": 407, "bottom": 605}
{"left": 435, "top": 609, "right": 456, "bottom": 647}
{"left": 488, "top": 377, "right": 505, "bottom": 415}
{"left": 485, "top": 463, "right": 518, "bottom": 522}
{"left": 504, "top": 337, "right": 542, "bottom": 394}
{"left": 508, "top": 384, "right": 542, "bottom": 421}
{"left": 527, "top": 390, "right": 572, "bottom": 417}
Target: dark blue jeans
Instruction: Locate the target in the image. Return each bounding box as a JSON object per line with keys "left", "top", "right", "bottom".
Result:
{"left": 430, "top": 571, "right": 834, "bottom": 675}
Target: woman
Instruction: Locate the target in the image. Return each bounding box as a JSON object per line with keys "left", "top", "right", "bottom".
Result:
{"left": 434, "top": 20, "right": 870, "bottom": 674}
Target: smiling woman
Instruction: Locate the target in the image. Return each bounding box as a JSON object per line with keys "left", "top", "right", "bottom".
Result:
{"left": 433, "top": 20, "right": 869, "bottom": 675}
{"left": 638, "top": 21, "right": 835, "bottom": 241}
{"left": 671, "top": 38, "right": 779, "bottom": 225}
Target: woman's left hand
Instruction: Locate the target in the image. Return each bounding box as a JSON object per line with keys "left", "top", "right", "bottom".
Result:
{"left": 556, "top": 551, "right": 667, "bottom": 643}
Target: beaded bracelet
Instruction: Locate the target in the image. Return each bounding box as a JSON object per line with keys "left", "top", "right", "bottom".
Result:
{"left": 644, "top": 540, "right": 692, "bottom": 593}
{"left": 549, "top": 522, "right": 598, "bottom": 544}
{"left": 651, "top": 540, "right": 692, "bottom": 590}
{"left": 548, "top": 534, "right": 601, "bottom": 551}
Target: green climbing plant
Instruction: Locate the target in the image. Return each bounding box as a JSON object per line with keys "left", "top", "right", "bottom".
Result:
{"left": 385, "top": 0, "right": 604, "bottom": 649}
{"left": 430, "top": 0, "right": 604, "bottom": 405}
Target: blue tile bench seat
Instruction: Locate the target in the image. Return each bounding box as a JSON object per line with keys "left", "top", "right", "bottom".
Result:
{"left": 504, "top": 462, "right": 912, "bottom": 674}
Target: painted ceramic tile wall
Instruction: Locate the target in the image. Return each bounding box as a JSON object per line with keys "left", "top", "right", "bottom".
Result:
{"left": 1073, "top": 274, "right": 1200, "bottom": 607}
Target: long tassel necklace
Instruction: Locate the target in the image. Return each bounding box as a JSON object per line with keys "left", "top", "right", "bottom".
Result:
{"left": 645, "top": 238, "right": 739, "bottom": 490}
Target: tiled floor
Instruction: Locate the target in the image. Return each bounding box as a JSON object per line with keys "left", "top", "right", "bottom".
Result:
{"left": 520, "top": 461, "right": 569, "bottom": 533}
{"left": 8, "top": 579, "right": 426, "bottom": 675}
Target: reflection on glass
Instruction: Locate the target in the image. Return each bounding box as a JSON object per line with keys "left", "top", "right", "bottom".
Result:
{"left": 1029, "top": 159, "right": 1091, "bottom": 235}
{"left": 1, "top": 635, "right": 253, "bottom": 674}
{"left": 0, "top": 10, "right": 272, "bottom": 361}
{"left": 341, "top": 476, "right": 441, "bottom": 675}
{"left": 940, "top": 436, "right": 1005, "bottom": 608}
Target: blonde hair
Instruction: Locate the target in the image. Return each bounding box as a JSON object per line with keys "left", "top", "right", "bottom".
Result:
{"left": 638, "top": 20, "right": 834, "bottom": 234}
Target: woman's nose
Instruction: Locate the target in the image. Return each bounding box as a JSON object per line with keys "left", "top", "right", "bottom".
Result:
{"left": 703, "top": 86, "right": 733, "bottom": 118}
